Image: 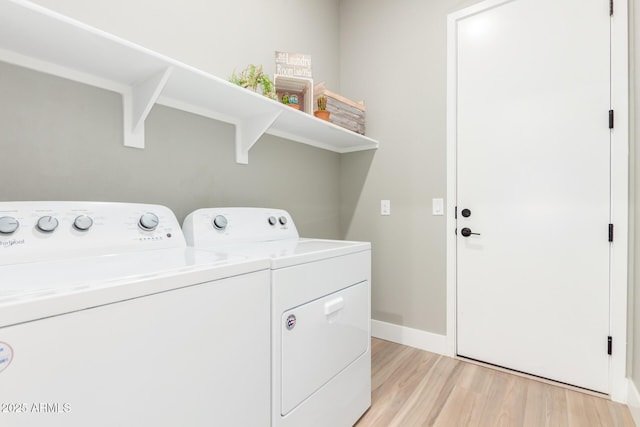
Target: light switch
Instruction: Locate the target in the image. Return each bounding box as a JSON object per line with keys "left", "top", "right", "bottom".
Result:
{"left": 432, "top": 198, "right": 444, "bottom": 216}
{"left": 381, "top": 200, "right": 391, "bottom": 216}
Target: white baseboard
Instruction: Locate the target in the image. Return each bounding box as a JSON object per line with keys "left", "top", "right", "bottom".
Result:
{"left": 371, "top": 319, "right": 447, "bottom": 355}
{"left": 627, "top": 379, "right": 640, "bottom": 423}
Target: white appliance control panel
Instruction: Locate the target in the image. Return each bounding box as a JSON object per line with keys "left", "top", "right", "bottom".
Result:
{"left": 183, "top": 208, "right": 299, "bottom": 246}
{"left": 0, "top": 202, "right": 186, "bottom": 266}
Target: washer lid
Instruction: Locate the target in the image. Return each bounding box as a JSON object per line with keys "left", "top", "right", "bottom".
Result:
{"left": 0, "top": 247, "right": 269, "bottom": 327}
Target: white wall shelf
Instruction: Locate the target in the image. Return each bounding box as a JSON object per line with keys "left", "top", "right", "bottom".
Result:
{"left": 0, "top": 0, "right": 379, "bottom": 164}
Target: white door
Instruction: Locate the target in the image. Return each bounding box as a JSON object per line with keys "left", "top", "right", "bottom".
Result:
{"left": 454, "top": 0, "right": 610, "bottom": 392}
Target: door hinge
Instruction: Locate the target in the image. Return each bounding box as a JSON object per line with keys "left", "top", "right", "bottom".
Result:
{"left": 608, "top": 336, "right": 613, "bottom": 355}
{"left": 608, "top": 224, "right": 614, "bottom": 242}
{"left": 610, "top": 0, "right": 614, "bottom": 16}
{"left": 609, "top": 110, "right": 614, "bottom": 129}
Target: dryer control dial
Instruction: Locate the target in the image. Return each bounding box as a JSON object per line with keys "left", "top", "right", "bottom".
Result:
{"left": 138, "top": 212, "right": 159, "bottom": 231}
{"left": 0, "top": 216, "right": 19, "bottom": 234}
{"left": 73, "top": 215, "right": 94, "bottom": 231}
{"left": 36, "top": 216, "right": 59, "bottom": 233}
{"left": 278, "top": 216, "right": 288, "bottom": 225}
{"left": 212, "top": 215, "right": 228, "bottom": 231}
{"left": 268, "top": 216, "right": 277, "bottom": 226}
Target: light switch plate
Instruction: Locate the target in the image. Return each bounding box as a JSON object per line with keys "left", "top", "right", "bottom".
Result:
{"left": 381, "top": 200, "right": 391, "bottom": 215}
{"left": 432, "top": 198, "right": 444, "bottom": 215}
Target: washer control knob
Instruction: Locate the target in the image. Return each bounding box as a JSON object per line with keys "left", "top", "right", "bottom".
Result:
{"left": 36, "top": 216, "right": 59, "bottom": 233}
{"left": 212, "top": 215, "right": 228, "bottom": 231}
{"left": 0, "top": 216, "right": 19, "bottom": 234}
{"left": 278, "top": 216, "right": 288, "bottom": 225}
{"left": 268, "top": 216, "right": 277, "bottom": 226}
{"left": 73, "top": 215, "right": 94, "bottom": 231}
{"left": 138, "top": 213, "right": 159, "bottom": 231}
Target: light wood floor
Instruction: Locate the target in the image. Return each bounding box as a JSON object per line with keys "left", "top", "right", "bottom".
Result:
{"left": 355, "top": 338, "right": 635, "bottom": 427}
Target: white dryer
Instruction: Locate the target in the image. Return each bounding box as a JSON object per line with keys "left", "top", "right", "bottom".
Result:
{"left": 0, "top": 202, "right": 271, "bottom": 427}
{"left": 183, "top": 207, "right": 372, "bottom": 427}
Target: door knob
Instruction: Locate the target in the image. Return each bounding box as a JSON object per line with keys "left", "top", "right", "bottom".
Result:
{"left": 460, "top": 227, "right": 480, "bottom": 237}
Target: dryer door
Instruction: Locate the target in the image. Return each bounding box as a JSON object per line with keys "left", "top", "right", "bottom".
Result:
{"left": 280, "top": 281, "right": 369, "bottom": 416}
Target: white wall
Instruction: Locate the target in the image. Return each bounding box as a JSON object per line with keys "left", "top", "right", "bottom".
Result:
{"left": 630, "top": 0, "right": 640, "bottom": 418}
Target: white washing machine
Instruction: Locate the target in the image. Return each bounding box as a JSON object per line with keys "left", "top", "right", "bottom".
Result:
{"left": 183, "top": 207, "right": 372, "bottom": 427}
{"left": 0, "top": 202, "right": 271, "bottom": 427}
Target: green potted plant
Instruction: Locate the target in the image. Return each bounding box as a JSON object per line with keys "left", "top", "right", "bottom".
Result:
{"left": 314, "top": 95, "right": 330, "bottom": 121}
{"left": 287, "top": 94, "right": 300, "bottom": 110}
{"left": 229, "top": 64, "right": 277, "bottom": 100}
{"left": 280, "top": 92, "right": 300, "bottom": 110}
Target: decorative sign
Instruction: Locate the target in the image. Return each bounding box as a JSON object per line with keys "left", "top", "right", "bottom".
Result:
{"left": 275, "top": 51, "right": 312, "bottom": 78}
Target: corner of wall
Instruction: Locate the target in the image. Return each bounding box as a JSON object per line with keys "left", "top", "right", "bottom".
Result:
{"left": 627, "top": 379, "right": 640, "bottom": 422}
{"left": 371, "top": 319, "right": 447, "bottom": 355}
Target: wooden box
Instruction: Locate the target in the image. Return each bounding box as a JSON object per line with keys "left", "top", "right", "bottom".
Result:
{"left": 314, "top": 83, "right": 366, "bottom": 135}
{"left": 275, "top": 75, "right": 314, "bottom": 114}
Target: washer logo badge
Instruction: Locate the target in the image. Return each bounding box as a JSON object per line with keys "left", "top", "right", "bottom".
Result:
{"left": 0, "top": 342, "right": 14, "bottom": 374}
{"left": 286, "top": 314, "right": 296, "bottom": 330}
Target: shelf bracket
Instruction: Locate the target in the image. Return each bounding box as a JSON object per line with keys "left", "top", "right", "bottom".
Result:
{"left": 235, "top": 110, "right": 282, "bottom": 164}
{"left": 122, "top": 66, "right": 173, "bottom": 148}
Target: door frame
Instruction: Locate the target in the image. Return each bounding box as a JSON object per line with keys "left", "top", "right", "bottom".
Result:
{"left": 445, "top": 0, "right": 629, "bottom": 402}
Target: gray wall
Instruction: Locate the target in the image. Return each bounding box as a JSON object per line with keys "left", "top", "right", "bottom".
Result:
{"left": 339, "top": 0, "right": 482, "bottom": 334}
{"left": 30, "top": 0, "right": 341, "bottom": 91}
{"left": 1, "top": 0, "right": 343, "bottom": 238}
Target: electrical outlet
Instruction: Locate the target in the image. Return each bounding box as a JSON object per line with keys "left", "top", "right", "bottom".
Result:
{"left": 381, "top": 200, "right": 391, "bottom": 216}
